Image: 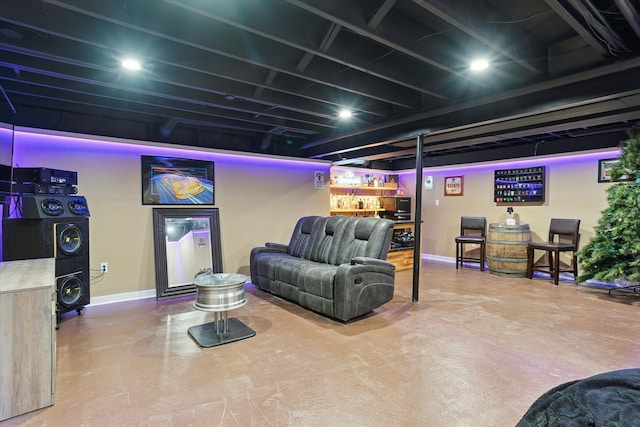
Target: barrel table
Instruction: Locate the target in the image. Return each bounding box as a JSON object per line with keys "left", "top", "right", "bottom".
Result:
{"left": 486, "top": 223, "right": 531, "bottom": 277}
{"left": 187, "top": 272, "right": 255, "bottom": 348}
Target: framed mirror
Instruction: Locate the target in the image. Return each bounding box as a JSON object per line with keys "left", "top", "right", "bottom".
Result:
{"left": 152, "top": 208, "right": 223, "bottom": 299}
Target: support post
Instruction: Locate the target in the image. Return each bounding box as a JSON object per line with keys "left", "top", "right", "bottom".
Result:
{"left": 412, "top": 134, "right": 424, "bottom": 301}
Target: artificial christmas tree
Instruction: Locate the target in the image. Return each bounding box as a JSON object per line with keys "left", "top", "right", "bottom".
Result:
{"left": 577, "top": 123, "right": 640, "bottom": 287}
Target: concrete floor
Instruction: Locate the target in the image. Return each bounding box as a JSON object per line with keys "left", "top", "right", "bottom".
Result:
{"left": 3, "top": 260, "right": 639, "bottom": 426}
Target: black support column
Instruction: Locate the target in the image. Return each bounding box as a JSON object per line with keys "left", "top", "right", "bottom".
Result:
{"left": 412, "top": 134, "right": 424, "bottom": 301}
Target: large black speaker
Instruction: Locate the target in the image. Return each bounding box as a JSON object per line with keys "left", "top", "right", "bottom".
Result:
{"left": 18, "top": 195, "right": 89, "bottom": 218}
{"left": 2, "top": 217, "right": 90, "bottom": 316}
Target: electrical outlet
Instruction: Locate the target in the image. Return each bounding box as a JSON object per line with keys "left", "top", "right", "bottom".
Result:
{"left": 100, "top": 262, "right": 109, "bottom": 273}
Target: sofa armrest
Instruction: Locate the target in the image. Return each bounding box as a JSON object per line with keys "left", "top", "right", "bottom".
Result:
{"left": 249, "top": 243, "right": 290, "bottom": 286}
{"left": 265, "top": 242, "right": 289, "bottom": 253}
{"left": 333, "top": 261, "right": 396, "bottom": 321}
{"left": 350, "top": 256, "right": 395, "bottom": 269}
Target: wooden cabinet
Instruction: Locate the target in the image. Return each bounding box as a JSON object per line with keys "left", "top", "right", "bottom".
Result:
{"left": 0, "top": 258, "right": 56, "bottom": 421}
{"left": 387, "top": 248, "right": 414, "bottom": 271}
{"left": 388, "top": 222, "right": 415, "bottom": 271}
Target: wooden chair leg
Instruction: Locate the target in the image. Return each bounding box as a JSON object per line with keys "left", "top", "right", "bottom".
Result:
{"left": 455, "top": 242, "right": 460, "bottom": 269}
{"left": 480, "top": 244, "right": 485, "bottom": 271}
{"left": 527, "top": 247, "right": 534, "bottom": 279}
{"left": 553, "top": 249, "right": 560, "bottom": 285}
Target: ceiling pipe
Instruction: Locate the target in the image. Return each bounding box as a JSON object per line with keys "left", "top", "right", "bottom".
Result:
{"left": 613, "top": 0, "right": 640, "bottom": 41}
{"left": 0, "top": 85, "right": 16, "bottom": 114}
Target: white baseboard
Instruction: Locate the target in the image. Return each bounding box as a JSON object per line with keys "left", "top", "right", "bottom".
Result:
{"left": 422, "top": 253, "right": 455, "bottom": 264}
{"left": 420, "top": 252, "right": 618, "bottom": 288}
{"left": 88, "top": 275, "right": 250, "bottom": 307}
{"left": 85, "top": 260, "right": 619, "bottom": 306}
{"left": 90, "top": 289, "right": 156, "bottom": 306}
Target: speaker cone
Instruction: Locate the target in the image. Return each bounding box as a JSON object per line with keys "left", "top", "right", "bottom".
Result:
{"left": 57, "top": 223, "right": 82, "bottom": 255}
{"left": 40, "top": 198, "right": 65, "bottom": 216}
{"left": 58, "top": 275, "right": 83, "bottom": 307}
{"left": 68, "top": 199, "right": 89, "bottom": 216}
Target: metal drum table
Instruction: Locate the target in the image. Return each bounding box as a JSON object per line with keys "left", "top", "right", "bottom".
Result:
{"left": 188, "top": 272, "right": 255, "bottom": 348}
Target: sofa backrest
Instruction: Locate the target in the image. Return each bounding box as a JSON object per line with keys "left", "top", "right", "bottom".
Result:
{"left": 305, "top": 216, "right": 349, "bottom": 264}
{"left": 287, "top": 216, "right": 321, "bottom": 257}
{"left": 334, "top": 217, "right": 394, "bottom": 265}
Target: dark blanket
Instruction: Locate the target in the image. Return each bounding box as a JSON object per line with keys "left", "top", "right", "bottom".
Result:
{"left": 517, "top": 369, "right": 640, "bottom": 427}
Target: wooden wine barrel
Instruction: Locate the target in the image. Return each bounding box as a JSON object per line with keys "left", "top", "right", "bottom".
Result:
{"left": 486, "top": 223, "right": 531, "bottom": 277}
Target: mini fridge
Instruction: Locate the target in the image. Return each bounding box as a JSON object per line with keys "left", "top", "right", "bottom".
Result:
{"left": 379, "top": 196, "right": 411, "bottom": 221}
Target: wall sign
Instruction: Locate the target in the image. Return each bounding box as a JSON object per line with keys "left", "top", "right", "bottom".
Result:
{"left": 314, "top": 171, "right": 324, "bottom": 189}
{"left": 424, "top": 175, "right": 433, "bottom": 189}
{"left": 444, "top": 175, "right": 463, "bottom": 196}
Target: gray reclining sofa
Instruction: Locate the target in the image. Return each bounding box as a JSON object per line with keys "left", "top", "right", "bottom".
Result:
{"left": 250, "top": 215, "right": 396, "bottom": 322}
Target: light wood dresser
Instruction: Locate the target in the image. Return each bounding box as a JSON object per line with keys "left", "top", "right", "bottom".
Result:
{"left": 0, "top": 258, "right": 56, "bottom": 421}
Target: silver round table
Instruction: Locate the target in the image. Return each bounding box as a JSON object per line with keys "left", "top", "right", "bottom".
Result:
{"left": 187, "top": 273, "right": 255, "bottom": 348}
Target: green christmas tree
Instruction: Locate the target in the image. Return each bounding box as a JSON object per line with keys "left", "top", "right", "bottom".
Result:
{"left": 577, "top": 123, "right": 640, "bottom": 285}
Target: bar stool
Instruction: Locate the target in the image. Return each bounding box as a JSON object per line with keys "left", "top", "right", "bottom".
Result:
{"left": 527, "top": 218, "right": 580, "bottom": 285}
{"left": 455, "top": 216, "right": 487, "bottom": 271}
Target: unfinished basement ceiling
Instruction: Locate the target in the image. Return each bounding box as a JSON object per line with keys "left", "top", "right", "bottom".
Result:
{"left": 1, "top": 0, "right": 639, "bottom": 169}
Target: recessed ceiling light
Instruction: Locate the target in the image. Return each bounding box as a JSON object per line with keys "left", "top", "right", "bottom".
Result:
{"left": 121, "top": 58, "right": 142, "bottom": 71}
{"left": 470, "top": 59, "right": 489, "bottom": 71}
{"left": 338, "top": 109, "right": 352, "bottom": 119}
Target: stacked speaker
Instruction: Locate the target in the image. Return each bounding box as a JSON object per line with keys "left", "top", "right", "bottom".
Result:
{"left": 2, "top": 168, "right": 90, "bottom": 318}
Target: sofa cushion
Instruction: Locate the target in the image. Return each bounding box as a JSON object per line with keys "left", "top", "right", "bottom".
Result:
{"left": 306, "top": 216, "right": 349, "bottom": 264}
{"left": 287, "top": 216, "right": 321, "bottom": 258}
{"left": 253, "top": 252, "right": 288, "bottom": 278}
{"left": 297, "top": 262, "right": 338, "bottom": 299}
{"left": 252, "top": 253, "right": 311, "bottom": 302}
{"left": 335, "top": 218, "right": 394, "bottom": 265}
{"left": 273, "top": 257, "right": 313, "bottom": 288}
{"left": 298, "top": 291, "right": 334, "bottom": 318}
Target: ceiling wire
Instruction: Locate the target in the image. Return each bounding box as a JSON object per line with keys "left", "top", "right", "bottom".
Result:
{"left": 414, "top": 28, "right": 453, "bottom": 42}
{"left": 569, "top": 0, "right": 630, "bottom": 55}
{"left": 372, "top": 49, "right": 397, "bottom": 61}
{"left": 533, "top": 140, "right": 545, "bottom": 156}
{"left": 485, "top": 9, "right": 554, "bottom": 25}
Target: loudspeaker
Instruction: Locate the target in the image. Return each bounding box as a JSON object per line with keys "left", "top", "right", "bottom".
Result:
{"left": 2, "top": 217, "right": 90, "bottom": 315}
{"left": 19, "top": 195, "right": 89, "bottom": 218}
{"left": 56, "top": 269, "right": 90, "bottom": 314}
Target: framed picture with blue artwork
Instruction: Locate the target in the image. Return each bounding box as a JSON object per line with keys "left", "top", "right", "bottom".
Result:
{"left": 141, "top": 155, "right": 214, "bottom": 205}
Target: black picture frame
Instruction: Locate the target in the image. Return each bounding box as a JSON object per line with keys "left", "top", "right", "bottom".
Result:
{"left": 152, "top": 208, "right": 223, "bottom": 299}
{"left": 598, "top": 158, "right": 632, "bottom": 183}
{"left": 141, "top": 155, "right": 214, "bottom": 205}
